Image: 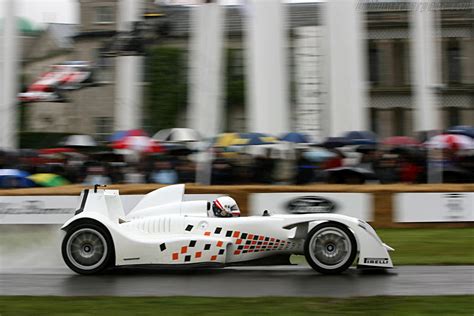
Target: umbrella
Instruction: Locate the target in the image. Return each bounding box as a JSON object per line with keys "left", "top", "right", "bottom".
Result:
{"left": 425, "top": 134, "right": 474, "bottom": 150}
{"left": 446, "top": 125, "right": 474, "bottom": 139}
{"left": 343, "top": 131, "right": 377, "bottom": 145}
{"left": 382, "top": 136, "right": 419, "bottom": 147}
{"left": 320, "top": 137, "right": 351, "bottom": 148}
{"left": 0, "top": 169, "right": 36, "bottom": 188}
{"left": 0, "top": 169, "right": 30, "bottom": 177}
{"left": 302, "top": 148, "right": 337, "bottom": 162}
{"left": 112, "top": 136, "right": 163, "bottom": 153}
{"left": 59, "top": 135, "right": 97, "bottom": 147}
{"left": 153, "top": 128, "right": 201, "bottom": 143}
{"left": 212, "top": 133, "right": 240, "bottom": 148}
{"left": 280, "top": 132, "right": 310, "bottom": 144}
{"left": 108, "top": 129, "right": 148, "bottom": 142}
{"left": 325, "top": 167, "right": 377, "bottom": 184}
{"left": 28, "top": 173, "right": 70, "bottom": 187}
{"left": 231, "top": 133, "right": 278, "bottom": 146}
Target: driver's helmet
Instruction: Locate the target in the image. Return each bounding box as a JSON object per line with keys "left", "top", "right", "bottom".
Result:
{"left": 211, "top": 196, "right": 240, "bottom": 217}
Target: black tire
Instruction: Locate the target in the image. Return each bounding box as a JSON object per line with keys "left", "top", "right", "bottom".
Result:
{"left": 304, "top": 222, "right": 357, "bottom": 274}
{"left": 62, "top": 221, "right": 114, "bottom": 275}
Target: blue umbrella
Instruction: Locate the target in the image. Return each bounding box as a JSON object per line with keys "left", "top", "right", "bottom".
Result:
{"left": 280, "top": 132, "right": 310, "bottom": 143}
{"left": 0, "top": 169, "right": 36, "bottom": 188}
{"left": 320, "top": 137, "right": 351, "bottom": 148}
{"left": 343, "top": 131, "right": 378, "bottom": 145}
{"left": 446, "top": 125, "right": 474, "bottom": 138}
{"left": 108, "top": 130, "right": 129, "bottom": 142}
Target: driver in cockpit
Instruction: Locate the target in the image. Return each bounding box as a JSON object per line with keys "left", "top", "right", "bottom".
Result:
{"left": 210, "top": 196, "right": 241, "bottom": 217}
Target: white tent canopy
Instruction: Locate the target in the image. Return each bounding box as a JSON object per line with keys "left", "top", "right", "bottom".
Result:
{"left": 59, "top": 135, "right": 97, "bottom": 147}
{"left": 153, "top": 128, "right": 201, "bottom": 143}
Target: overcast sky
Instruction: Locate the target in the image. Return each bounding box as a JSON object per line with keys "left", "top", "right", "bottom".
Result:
{"left": 0, "top": 0, "right": 78, "bottom": 27}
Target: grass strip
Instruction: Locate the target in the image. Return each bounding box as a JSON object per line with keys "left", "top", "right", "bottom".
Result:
{"left": 377, "top": 228, "right": 474, "bottom": 265}
{"left": 0, "top": 295, "right": 473, "bottom": 316}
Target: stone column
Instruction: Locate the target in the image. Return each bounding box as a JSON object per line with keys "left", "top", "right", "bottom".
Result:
{"left": 324, "top": 0, "right": 368, "bottom": 137}
{"left": 115, "top": 0, "right": 143, "bottom": 131}
{"left": 187, "top": 2, "right": 225, "bottom": 138}
{"left": 410, "top": 0, "right": 440, "bottom": 131}
{"left": 245, "top": 0, "right": 290, "bottom": 134}
{"left": 0, "top": 0, "right": 18, "bottom": 149}
{"left": 294, "top": 26, "right": 325, "bottom": 142}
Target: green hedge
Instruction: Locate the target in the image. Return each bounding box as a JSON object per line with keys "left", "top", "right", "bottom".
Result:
{"left": 144, "top": 47, "right": 187, "bottom": 131}
{"left": 19, "top": 132, "right": 73, "bottom": 149}
{"left": 144, "top": 47, "right": 246, "bottom": 132}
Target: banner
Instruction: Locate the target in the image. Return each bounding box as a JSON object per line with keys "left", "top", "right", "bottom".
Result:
{"left": 249, "top": 193, "right": 373, "bottom": 220}
{"left": 394, "top": 192, "right": 474, "bottom": 222}
{"left": 0, "top": 194, "right": 219, "bottom": 224}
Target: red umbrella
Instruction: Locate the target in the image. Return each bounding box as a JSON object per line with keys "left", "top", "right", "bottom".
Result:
{"left": 382, "top": 136, "right": 419, "bottom": 147}
{"left": 108, "top": 129, "right": 148, "bottom": 142}
{"left": 112, "top": 136, "right": 163, "bottom": 153}
{"left": 425, "top": 134, "right": 474, "bottom": 151}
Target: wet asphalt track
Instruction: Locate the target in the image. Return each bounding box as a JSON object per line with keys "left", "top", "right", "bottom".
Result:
{"left": 1, "top": 265, "right": 473, "bottom": 297}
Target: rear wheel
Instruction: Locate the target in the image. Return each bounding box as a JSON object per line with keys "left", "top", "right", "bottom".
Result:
{"left": 304, "top": 222, "right": 357, "bottom": 274}
{"left": 62, "top": 222, "right": 113, "bottom": 275}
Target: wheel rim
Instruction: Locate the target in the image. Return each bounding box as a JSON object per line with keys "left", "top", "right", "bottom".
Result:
{"left": 308, "top": 227, "right": 352, "bottom": 270}
{"left": 66, "top": 228, "right": 108, "bottom": 271}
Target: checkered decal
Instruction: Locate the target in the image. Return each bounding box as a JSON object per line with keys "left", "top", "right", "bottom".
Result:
{"left": 166, "top": 224, "right": 298, "bottom": 262}
{"left": 167, "top": 239, "right": 227, "bottom": 262}
{"left": 199, "top": 229, "right": 297, "bottom": 256}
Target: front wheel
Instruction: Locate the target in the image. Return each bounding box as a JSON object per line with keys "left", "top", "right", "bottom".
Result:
{"left": 62, "top": 222, "right": 114, "bottom": 275}
{"left": 304, "top": 222, "right": 357, "bottom": 274}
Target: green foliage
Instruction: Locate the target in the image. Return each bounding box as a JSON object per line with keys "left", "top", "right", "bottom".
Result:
{"left": 144, "top": 47, "right": 188, "bottom": 132}
{"left": 19, "top": 132, "right": 73, "bottom": 149}
{"left": 225, "top": 49, "right": 246, "bottom": 109}
{"left": 0, "top": 296, "right": 473, "bottom": 316}
{"left": 143, "top": 47, "right": 246, "bottom": 132}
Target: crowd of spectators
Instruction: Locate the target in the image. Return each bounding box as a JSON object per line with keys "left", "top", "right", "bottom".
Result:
{"left": 0, "top": 141, "right": 473, "bottom": 188}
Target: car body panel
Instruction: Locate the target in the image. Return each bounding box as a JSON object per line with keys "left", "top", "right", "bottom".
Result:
{"left": 61, "top": 185, "right": 393, "bottom": 270}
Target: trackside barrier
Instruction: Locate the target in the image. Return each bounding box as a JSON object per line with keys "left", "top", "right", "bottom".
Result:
{"left": 0, "top": 183, "right": 473, "bottom": 227}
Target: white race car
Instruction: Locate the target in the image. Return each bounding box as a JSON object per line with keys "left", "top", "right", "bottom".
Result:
{"left": 61, "top": 184, "right": 394, "bottom": 275}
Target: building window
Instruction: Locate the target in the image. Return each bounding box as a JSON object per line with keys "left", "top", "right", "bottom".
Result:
{"left": 95, "top": 48, "right": 115, "bottom": 83}
{"left": 447, "top": 40, "right": 461, "bottom": 84}
{"left": 368, "top": 42, "right": 379, "bottom": 86}
{"left": 393, "top": 107, "right": 405, "bottom": 136}
{"left": 393, "top": 40, "right": 407, "bottom": 86}
{"left": 95, "top": 117, "right": 113, "bottom": 141}
{"left": 446, "top": 107, "right": 460, "bottom": 127}
{"left": 369, "top": 108, "right": 378, "bottom": 134}
{"left": 96, "top": 6, "right": 113, "bottom": 24}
